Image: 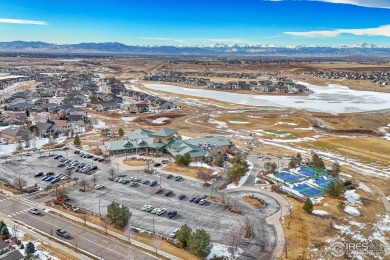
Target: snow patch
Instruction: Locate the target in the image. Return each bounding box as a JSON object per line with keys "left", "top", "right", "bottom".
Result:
{"left": 358, "top": 183, "right": 372, "bottom": 193}
{"left": 274, "top": 122, "right": 298, "bottom": 126}
{"left": 152, "top": 117, "right": 170, "bottom": 124}
{"left": 228, "top": 121, "right": 249, "bottom": 124}
{"left": 344, "top": 205, "right": 361, "bottom": 216}
{"left": 207, "top": 243, "right": 242, "bottom": 260}
{"left": 312, "top": 210, "right": 329, "bottom": 216}
{"left": 344, "top": 190, "right": 362, "bottom": 205}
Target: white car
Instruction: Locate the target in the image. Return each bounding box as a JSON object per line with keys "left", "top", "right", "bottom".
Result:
{"left": 156, "top": 208, "right": 166, "bottom": 216}
{"left": 141, "top": 205, "right": 155, "bottom": 211}
{"left": 199, "top": 199, "right": 206, "bottom": 205}
{"left": 60, "top": 176, "right": 69, "bottom": 180}
{"left": 169, "top": 228, "right": 180, "bottom": 238}
{"left": 151, "top": 208, "right": 159, "bottom": 214}
{"left": 95, "top": 184, "right": 105, "bottom": 190}
{"left": 28, "top": 208, "right": 40, "bottom": 215}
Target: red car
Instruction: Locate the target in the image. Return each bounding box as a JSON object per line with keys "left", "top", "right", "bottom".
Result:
{"left": 155, "top": 188, "right": 163, "bottom": 194}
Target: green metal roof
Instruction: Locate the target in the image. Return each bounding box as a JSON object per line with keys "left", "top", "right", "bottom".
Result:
{"left": 153, "top": 127, "right": 177, "bottom": 137}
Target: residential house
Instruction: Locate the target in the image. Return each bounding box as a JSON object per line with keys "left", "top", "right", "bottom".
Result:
{"left": 0, "top": 127, "right": 31, "bottom": 142}
{"left": 129, "top": 103, "right": 150, "bottom": 113}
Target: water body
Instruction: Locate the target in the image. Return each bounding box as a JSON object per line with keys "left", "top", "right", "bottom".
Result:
{"left": 143, "top": 82, "right": 390, "bottom": 114}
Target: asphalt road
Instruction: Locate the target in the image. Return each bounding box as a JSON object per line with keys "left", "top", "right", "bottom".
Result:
{"left": 0, "top": 194, "right": 155, "bottom": 260}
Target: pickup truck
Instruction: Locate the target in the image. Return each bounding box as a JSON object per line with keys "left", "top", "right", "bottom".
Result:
{"left": 56, "top": 229, "right": 70, "bottom": 238}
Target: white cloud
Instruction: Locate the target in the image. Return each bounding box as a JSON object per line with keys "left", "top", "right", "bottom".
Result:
{"left": 138, "top": 37, "right": 184, "bottom": 43}
{"left": 285, "top": 24, "right": 390, "bottom": 37}
{"left": 264, "top": 0, "right": 390, "bottom": 9}
{"left": 0, "top": 18, "right": 47, "bottom": 25}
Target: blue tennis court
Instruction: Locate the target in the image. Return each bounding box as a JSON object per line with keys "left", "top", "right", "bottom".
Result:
{"left": 299, "top": 167, "right": 318, "bottom": 177}
{"left": 293, "top": 183, "right": 324, "bottom": 197}
{"left": 274, "top": 172, "right": 305, "bottom": 184}
{"left": 314, "top": 177, "right": 335, "bottom": 189}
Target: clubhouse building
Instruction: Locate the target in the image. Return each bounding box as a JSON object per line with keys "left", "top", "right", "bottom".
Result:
{"left": 106, "top": 127, "right": 235, "bottom": 161}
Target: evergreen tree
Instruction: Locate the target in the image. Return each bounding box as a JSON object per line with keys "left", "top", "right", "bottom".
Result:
{"left": 117, "top": 204, "right": 131, "bottom": 228}
{"left": 107, "top": 201, "right": 131, "bottom": 227}
{"left": 296, "top": 153, "right": 302, "bottom": 164}
{"left": 264, "top": 162, "right": 277, "bottom": 173}
{"left": 311, "top": 153, "right": 325, "bottom": 169}
{"left": 26, "top": 110, "right": 30, "bottom": 117}
{"left": 175, "top": 153, "right": 191, "bottom": 166}
{"left": 331, "top": 162, "right": 341, "bottom": 176}
{"left": 303, "top": 198, "right": 313, "bottom": 213}
{"left": 288, "top": 156, "right": 297, "bottom": 168}
{"left": 25, "top": 242, "right": 36, "bottom": 254}
{"left": 73, "top": 133, "right": 81, "bottom": 146}
{"left": 326, "top": 181, "right": 336, "bottom": 197}
{"left": 334, "top": 180, "right": 345, "bottom": 197}
{"left": 0, "top": 226, "right": 9, "bottom": 235}
{"left": 118, "top": 128, "right": 125, "bottom": 136}
{"left": 213, "top": 155, "right": 224, "bottom": 167}
{"left": 188, "top": 229, "right": 212, "bottom": 257}
{"left": 177, "top": 224, "right": 192, "bottom": 248}
{"left": 227, "top": 163, "right": 247, "bottom": 182}
{"left": 0, "top": 220, "right": 5, "bottom": 231}
{"left": 337, "top": 201, "right": 346, "bottom": 211}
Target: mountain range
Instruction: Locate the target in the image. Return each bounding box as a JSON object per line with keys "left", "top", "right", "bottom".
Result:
{"left": 0, "top": 41, "right": 389, "bottom": 58}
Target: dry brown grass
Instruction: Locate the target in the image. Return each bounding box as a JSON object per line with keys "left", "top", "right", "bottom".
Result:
{"left": 38, "top": 242, "right": 80, "bottom": 260}
{"left": 298, "top": 136, "right": 390, "bottom": 170}
{"left": 242, "top": 196, "right": 264, "bottom": 208}
{"left": 123, "top": 159, "right": 147, "bottom": 166}
{"left": 0, "top": 183, "right": 23, "bottom": 195}
{"left": 163, "top": 163, "right": 212, "bottom": 178}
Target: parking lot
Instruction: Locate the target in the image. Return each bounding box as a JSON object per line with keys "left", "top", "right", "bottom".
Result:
{"left": 1, "top": 149, "right": 243, "bottom": 242}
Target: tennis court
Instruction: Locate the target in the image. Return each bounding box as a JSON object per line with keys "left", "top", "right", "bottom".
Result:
{"left": 274, "top": 172, "right": 306, "bottom": 184}
{"left": 293, "top": 183, "right": 324, "bottom": 197}
{"left": 314, "top": 177, "right": 335, "bottom": 189}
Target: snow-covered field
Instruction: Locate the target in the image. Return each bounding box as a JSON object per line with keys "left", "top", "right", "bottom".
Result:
{"left": 152, "top": 117, "right": 170, "bottom": 124}
{"left": 312, "top": 209, "right": 329, "bottom": 216}
{"left": 0, "top": 136, "right": 66, "bottom": 155}
{"left": 143, "top": 82, "right": 390, "bottom": 113}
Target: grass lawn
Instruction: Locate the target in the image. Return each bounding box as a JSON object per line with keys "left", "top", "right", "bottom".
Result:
{"left": 242, "top": 196, "right": 264, "bottom": 208}
{"left": 264, "top": 130, "right": 300, "bottom": 139}
{"left": 163, "top": 163, "right": 212, "bottom": 178}
{"left": 227, "top": 116, "right": 249, "bottom": 122}
{"left": 123, "top": 159, "right": 147, "bottom": 166}
{"left": 0, "top": 183, "right": 23, "bottom": 195}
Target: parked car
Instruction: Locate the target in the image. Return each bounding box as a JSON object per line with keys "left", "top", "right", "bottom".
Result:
{"left": 92, "top": 166, "right": 98, "bottom": 170}
{"left": 63, "top": 195, "right": 70, "bottom": 201}
{"left": 161, "top": 160, "right": 169, "bottom": 164}
{"left": 153, "top": 163, "right": 161, "bottom": 167}
{"left": 142, "top": 179, "right": 150, "bottom": 184}
{"left": 57, "top": 163, "right": 65, "bottom": 167}
{"left": 45, "top": 176, "right": 55, "bottom": 182}
{"left": 56, "top": 229, "right": 70, "bottom": 239}
{"left": 95, "top": 184, "right": 105, "bottom": 190}
{"left": 121, "top": 179, "right": 130, "bottom": 184}
{"left": 164, "top": 190, "right": 172, "bottom": 196}
{"left": 174, "top": 176, "right": 183, "bottom": 181}
{"left": 189, "top": 196, "right": 196, "bottom": 202}
{"left": 51, "top": 178, "right": 60, "bottom": 184}
{"left": 199, "top": 194, "right": 207, "bottom": 199}
{"left": 28, "top": 208, "right": 40, "bottom": 215}
{"left": 129, "top": 181, "right": 137, "bottom": 187}
{"left": 42, "top": 176, "right": 50, "bottom": 181}
{"left": 34, "top": 172, "right": 44, "bottom": 177}
{"left": 169, "top": 228, "right": 179, "bottom": 238}
{"left": 178, "top": 194, "right": 186, "bottom": 200}
{"left": 145, "top": 205, "right": 155, "bottom": 212}
{"left": 149, "top": 180, "right": 158, "bottom": 187}
{"left": 167, "top": 210, "right": 177, "bottom": 219}
{"left": 151, "top": 208, "right": 159, "bottom": 214}
{"left": 156, "top": 208, "right": 166, "bottom": 216}
{"left": 155, "top": 188, "right": 163, "bottom": 194}
{"left": 199, "top": 199, "right": 207, "bottom": 205}
{"left": 54, "top": 155, "right": 62, "bottom": 159}
{"left": 46, "top": 172, "right": 54, "bottom": 176}
{"left": 131, "top": 177, "right": 141, "bottom": 182}
{"left": 166, "top": 174, "right": 173, "bottom": 179}
{"left": 194, "top": 197, "right": 201, "bottom": 203}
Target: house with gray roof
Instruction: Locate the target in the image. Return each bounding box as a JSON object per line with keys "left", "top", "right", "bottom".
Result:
{"left": 0, "top": 127, "right": 31, "bottom": 142}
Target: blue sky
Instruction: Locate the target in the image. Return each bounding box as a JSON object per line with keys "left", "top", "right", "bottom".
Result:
{"left": 0, "top": 0, "right": 389, "bottom": 46}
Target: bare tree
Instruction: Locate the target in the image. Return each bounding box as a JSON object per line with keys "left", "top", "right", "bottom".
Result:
{"left": 91, "top": 174, "right": 98, "bottom": 186}
{"left": 239, "top": 216, "right": 254, "bottom": 239}
{"left": 152, "top": 234, "right": 162, "bottom": 254}
{"left": 81, "top": 210, "right": 88, "bottom": 226}
{"left": 80, "top": 178, "right": 88, "bottom": 191}
{"left": 102, "top": 215, "right": 109, "bottom": 235}
{"left": 108, "top": 168, "right": 116, "bottom": 180}
{"left": 66, "top": 168, "right": 73, "bottom": 178}
{"left": 124, "top": 224, "right": 133, "bottom": 244}
{"left": 224, "top": 224, "right": 243, "bottom": 258}
{"left": 196, "top": 168, "right": 212, "bottom": 186}
{"left": 13, "top": 175, "right": 27, "bottom": 191}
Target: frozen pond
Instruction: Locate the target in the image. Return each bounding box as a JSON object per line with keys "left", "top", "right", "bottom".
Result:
{"left": 143, "top": 83, "right": 390, "bottom": 113}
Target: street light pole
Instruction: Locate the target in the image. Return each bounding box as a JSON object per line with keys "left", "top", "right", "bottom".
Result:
{"left": 98, "top": 199, "right": 101, "bottom": 218}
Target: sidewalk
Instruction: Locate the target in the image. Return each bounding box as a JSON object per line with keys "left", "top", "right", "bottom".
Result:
{"left": 48, "top": 207, "right": 180, "bottom": 260}
{"left": 223, "top": 186, "right": 290, "bottom": 260}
